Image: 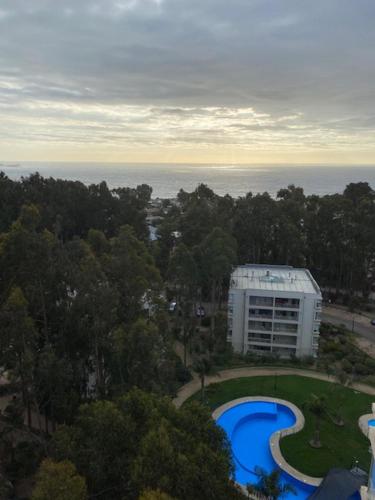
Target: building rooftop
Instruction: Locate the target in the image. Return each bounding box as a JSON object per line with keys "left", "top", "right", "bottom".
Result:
{"left": 230, "top": 264, "right": 321, "bottom": 295}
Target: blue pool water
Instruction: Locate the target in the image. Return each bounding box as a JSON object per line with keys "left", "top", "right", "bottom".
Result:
{"left": 368, "top": 419, "right": 375, "bottom": 427}
{"left": 217, "top": 401, "right": 316, "bottom": 499}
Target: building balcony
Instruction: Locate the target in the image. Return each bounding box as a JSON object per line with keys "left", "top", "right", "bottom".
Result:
{"left": 248, "top": 321, "right": 272, "bottom": 332}
{"left": 273, "top": 322, "right": 298, "bottom": 334}
{"left": 248, "top": 338, "right": 272, "bottom": 345}
{"left": 274, "top": 311, "right": 299, "bottom": 322}
{"left": 249, "top": 296, "right": 274, "bottom": 307}
{"left": 248, "top": 308, "right": 273, "bottom": 320}
{"left": 273, "top": 335, "right": 297, "bottom": 346}
{"left": 275, "top": 298, "right": 300, "bottom": 309}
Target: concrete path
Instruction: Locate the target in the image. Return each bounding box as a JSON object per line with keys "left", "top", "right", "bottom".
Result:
{"left": 173, "top": 366, "right": 375, "bottom": 407}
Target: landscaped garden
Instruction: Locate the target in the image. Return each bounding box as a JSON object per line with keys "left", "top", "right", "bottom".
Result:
{"left": 188, "top": 375, "right": 374, "bottom": 477}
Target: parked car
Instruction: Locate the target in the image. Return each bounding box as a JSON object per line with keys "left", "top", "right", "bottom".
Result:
{"left": 168, "top": 300, "right": 177, "bottom": 313}
{"left": 195, "top": 305, "right": 205, "bottom": 318}
{"left": 371, "top": 319, "right": 375, "bottom": 326}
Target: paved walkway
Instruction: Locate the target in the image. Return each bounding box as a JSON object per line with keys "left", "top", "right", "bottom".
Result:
{"left": 173, "top": 366, "right": 375, "bottom": 407}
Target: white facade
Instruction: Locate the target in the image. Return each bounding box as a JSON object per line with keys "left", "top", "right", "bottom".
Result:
{"left": 228, "top": 264, "right": 322, "bottom": 358}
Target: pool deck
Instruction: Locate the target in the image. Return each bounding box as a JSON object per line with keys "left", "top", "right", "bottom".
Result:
{"left": 213, "top": 396, "right": 323, "bottom": 488}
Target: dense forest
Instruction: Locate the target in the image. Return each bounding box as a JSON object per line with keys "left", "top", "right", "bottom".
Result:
{"left": 0, "top": 171, "right": 374, "bottom": 499}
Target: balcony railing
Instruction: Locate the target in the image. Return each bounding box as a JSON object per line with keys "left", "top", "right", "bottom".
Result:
{"left": 273, "top": 322, "right": 298, "bottom": 333}
{"left": 248, "top": 337, "right": 272, "bottom": 344}
{"left": 248, "top": 308, "right": 273, "bottom": 320}
{"left": 248, "top": 321, "right": 272, "bottom": 332}
{"left": 273, "top": 336, "right": 297, "bottom": 346}
{"left": 249, "top": 297, "right": 274, "bottom": 307}
{"left": 275, "top": 298, "right": 300, "bottom": 309}
{"left": 274, "top": 311, "right": 299, "bottom": 321}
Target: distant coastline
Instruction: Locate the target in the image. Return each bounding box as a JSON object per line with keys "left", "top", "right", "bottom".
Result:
{"left": 0, "top": 163, "right": 20, "bottom": 168}
{"left": 1, "top": 162, "right": 375, "bottom": 198}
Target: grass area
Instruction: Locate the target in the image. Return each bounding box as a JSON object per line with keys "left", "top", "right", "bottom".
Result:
{"left": 189, "top": 375, "right": 373, "bottom": 477}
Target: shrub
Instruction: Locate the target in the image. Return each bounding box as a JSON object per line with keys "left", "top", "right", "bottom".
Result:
{"left": 354, "top": 363, "right": 370, "bottom": 376}
{"left": 175, "top": 359, "right": 192, "bottom": 384}
{"left": 201, "top": 316, "right": 211, "bottom": 327}
{"left": 341, "top": 359, "right": 353, "bottom": 373}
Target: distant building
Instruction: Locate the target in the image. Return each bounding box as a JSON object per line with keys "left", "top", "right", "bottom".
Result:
{"left": 228, "top": 264, "right": 322, "bottom": 358}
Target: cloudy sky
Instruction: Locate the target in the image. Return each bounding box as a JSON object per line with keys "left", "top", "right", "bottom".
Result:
{"left": 1, "top": 0, "right": 375, "bottom": 164}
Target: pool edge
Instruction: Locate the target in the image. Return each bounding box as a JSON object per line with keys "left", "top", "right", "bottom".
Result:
{"left": 213, "top": 396, "right": 322, "bottom": 488}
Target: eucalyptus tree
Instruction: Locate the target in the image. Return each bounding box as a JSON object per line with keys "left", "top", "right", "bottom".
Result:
{"left": 32, "top": 459, "right": 87, "bottom": 500}
{"left": 0, "top": 204, "right": 57, "bottom": 342}
{"left": 198, "top": 227, "right": 237, "bottom": 338}
{"left": 233, "top": 192, "right": 278, "bottom": 264}
{"left": 51, "top": 389, "right": 244, "bottom": 499}
{"left": 167, "top": 243, "right": 198, "bottom": 365}
{"left": 0, "top": 287, "right": 38, "bottom": 428}
{"left": 111, "top": 319, "right": 174, "bottom": 394}
{"left": 106, "top": 225, "right": 162, "bottom": 324}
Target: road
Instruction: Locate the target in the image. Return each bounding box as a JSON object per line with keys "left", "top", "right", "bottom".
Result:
{"left": 322, "top": 305, "right": 375, "bottom": 356}
{"left": 322, "top": 306, "right": 375, "bottom": 342}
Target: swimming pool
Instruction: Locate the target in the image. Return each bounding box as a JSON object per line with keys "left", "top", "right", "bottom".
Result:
{"left": 368, "top": 419, "right": 375, "bottom": 427}
{"left": 217, "top": 400, "right": 317, "bottom": 499}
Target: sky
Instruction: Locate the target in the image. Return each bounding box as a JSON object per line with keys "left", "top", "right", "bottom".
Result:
{"left": 1, "top": 0, "right": 375, "bottom": 164}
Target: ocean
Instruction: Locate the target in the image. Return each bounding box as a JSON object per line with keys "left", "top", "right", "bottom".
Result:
{"left": 1, "top": 162, "right": 375, "bottom": 199}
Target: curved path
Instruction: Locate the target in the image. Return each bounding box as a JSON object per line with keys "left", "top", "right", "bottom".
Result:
{"left": 173, "top": 366, "right": 375, "bottom": 408}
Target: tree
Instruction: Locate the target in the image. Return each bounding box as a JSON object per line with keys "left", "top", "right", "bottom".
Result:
{"left": 233, "top": 192, "right": 277, "bottom": 264}
{"left": 32, "top": 459, "right": 87, "bottom": 500}
{"left": 51, "top": 389, "right": 243, "bottom": 500}
{"left": 106, "top": 225, "right": 161, "bottom": 323}
{"left": 247, "top": 468, "right": 296, "bottom": 500}
{"left": 0, "top": 205, "right": 57, "bottom": 343}
{"left": 139, "top": 489, "right": 174, "bottom": 500}
{"left": 193, "top": 356, "right": 215, "bottom": 402}
{"left": 111, "top": 319, "right": 175, "bottom": 394}
{"left": 303, "top": 394, "right": 328, "bottom": 448}
{"left": 198, "top": 227, "right": 236, "bottom": 338}
{"left": 167, "top": 243, "right": 198, "bottom": 366}
{"left": 0, "top": 287, "right": 37, "bottom": 428}
{"left": 51, "top": 400, "right": 133, "bottom": 498}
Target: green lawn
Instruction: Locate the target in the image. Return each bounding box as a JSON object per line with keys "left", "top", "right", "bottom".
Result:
{"left": 189, "top": 375, "right": 373, "bottom": 477}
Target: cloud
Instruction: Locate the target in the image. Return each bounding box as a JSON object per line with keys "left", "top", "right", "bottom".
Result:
{"left": 0, "top": 0, "right": 375, "bottom": 160}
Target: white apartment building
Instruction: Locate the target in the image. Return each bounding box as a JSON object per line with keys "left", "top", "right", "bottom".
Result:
{"left": 228, "top": 264, "right": 322, "bottom": 358}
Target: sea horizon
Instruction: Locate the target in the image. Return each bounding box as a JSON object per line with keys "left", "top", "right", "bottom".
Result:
{"left": 2, "top": 161, "right": 375, "bottom": 199}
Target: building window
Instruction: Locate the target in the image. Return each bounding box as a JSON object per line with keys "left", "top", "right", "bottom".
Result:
{"left": 228, "top": 305, "right": 233, "bottom": 314}
{"left": 273, "top": 322, "right": 298, "bottom": 333}
{"left": 274, "top": 310, "right": 299, "bottom": 321}
{"left": 249, "top": 296, "right": 273, "bottom": 307}
{"left": 248, "top": 320, "right": 272, "bottom": 332}
{"left": 248, "top": 333, "right": 272, "bottom": 343}
{"left": 313, "top": 323, "right": 320, "bottom": 333}
{"left": 315, "top": 300, "right": 322, "bottom": 309}
{"left": 228, "top": 293, "right": 234, "bottom": 304}
{"left": 315, "top": 311, "right": 321, "bottom": 321}
{"left": 275, "top": 298, "right": 300, "bottom": 309}
{"left": 248, "top": 308, "right": 273, "bottom": 319}
{"left": 272, "top": 335, "right": 297, "bottom": 346}
{"left": 228, "top": 329, "right": 232, "bottom": 338}
{"left": 228, "top": 318, "right": 233, "bottom": 328}
{"left": 248, "top": 345, "right": 271, "bottom": 352}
